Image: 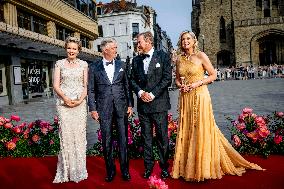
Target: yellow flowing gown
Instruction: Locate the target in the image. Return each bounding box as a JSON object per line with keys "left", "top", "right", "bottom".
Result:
{"left": 171, "top": 56, "right": 263, "bottom": 182}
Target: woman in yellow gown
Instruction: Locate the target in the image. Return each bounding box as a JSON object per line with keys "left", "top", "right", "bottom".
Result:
{"left": 171, "top": 31, "right": 263, "bottom": 182}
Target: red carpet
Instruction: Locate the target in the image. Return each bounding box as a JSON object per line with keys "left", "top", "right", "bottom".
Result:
{"left": 0, "top": 155, "right": 283, "bottom": 189}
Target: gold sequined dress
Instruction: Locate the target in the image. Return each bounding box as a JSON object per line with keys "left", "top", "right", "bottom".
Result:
{"left": 53, "top": 59, "right": 88, "bottom": 183}
{"left": 171, "top": 56, "right": 263, "bottom": 182}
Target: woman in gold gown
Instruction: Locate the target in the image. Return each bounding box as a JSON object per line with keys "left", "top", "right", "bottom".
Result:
{"left": 171, "top": 31, "right": 263, "bottom": 182}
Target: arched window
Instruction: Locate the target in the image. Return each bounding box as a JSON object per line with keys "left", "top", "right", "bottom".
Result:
{"left": 219, "top": 16, "right": 226, "bottom": 43}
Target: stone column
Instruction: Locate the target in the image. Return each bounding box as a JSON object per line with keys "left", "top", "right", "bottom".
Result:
{"left": 47, "top": 21, "right": 56, "bottom": 38}
{"left": 89, "top": 40, "right": 94, "bottom": 49}
{"left": 3, "top": 3, "right": 17, "bottom": 27}
{"left": 9, "top": 56, "right": 23, "bottom": 104}
{"left": 74, "top": 32, "right": 80, "bottom": 39}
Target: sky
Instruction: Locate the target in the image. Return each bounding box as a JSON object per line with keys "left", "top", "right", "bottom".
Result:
{"left": 97, "top": 0, "right": 192, "bottom": 48}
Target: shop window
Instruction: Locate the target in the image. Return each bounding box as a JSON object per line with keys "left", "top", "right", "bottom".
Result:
{"left": 132, "top": 23, "right": 139, "bottom": 39}
{"left": 0, "top": 64, "right": 7, "bottom": 96}
{"left": 97, "top": 45, "right": 101, "bottom": 52}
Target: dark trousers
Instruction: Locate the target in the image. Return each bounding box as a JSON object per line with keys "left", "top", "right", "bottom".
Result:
{"left": 139, "top": 111, "right": 169, "bottom": 171}
{"left": 100, "top": 107, "right": 129, "bottom": 176}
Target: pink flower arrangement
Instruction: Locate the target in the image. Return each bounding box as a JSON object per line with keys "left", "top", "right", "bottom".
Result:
{"left": 0, "top": 115, "right": 60, "bottom": 157}
{"left": 230, "top": 108, "right": 284, "bottom": 157}
{"left": 148, "top": 176, "right": 168, "bottom": 189}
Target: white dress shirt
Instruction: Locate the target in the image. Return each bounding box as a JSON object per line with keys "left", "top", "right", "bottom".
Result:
{"left": 103, "top": 58, "right": 115, "bottom": 83}
{"left": 143, "top": 47, "right": 154, "bottom": 74}
{"left": 138, "top": 48, "right": 155, "bottom": 100}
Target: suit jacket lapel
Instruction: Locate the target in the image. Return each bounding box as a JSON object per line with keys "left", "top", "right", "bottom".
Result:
{"left": 147, "top": 51, "right": 158, "bottom": 77}
{"left": 98, "top": 60, "right": 111, "bottom": 84}
{"left": 113, "top": 60, "right": 121, "bottom": 83}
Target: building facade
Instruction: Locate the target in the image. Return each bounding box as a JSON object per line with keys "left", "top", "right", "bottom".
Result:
{"left": 192, "top": 0, "right": 284, "bottom": 67}
{"left": 94, "top": 0, "right": 172, "bottom": 62}
{"left": 0, "top": 0, "right": 99, "bottom": 105}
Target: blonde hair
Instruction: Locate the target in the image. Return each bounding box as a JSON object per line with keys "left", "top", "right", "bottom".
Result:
{"left": 177, "top": 31, "right": 199, "bottom": 55}
{"left": 65, "top": 36, "right": 82, "bottom": 51}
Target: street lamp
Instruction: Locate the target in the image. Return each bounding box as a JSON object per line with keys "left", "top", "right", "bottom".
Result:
{"left": 201, "top": 34, "right": 205, "bottom": 52}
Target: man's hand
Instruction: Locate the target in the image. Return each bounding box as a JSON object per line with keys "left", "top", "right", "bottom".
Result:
{"left": 91, "top": 111, "right": 100, "bottom": 123}
{"left": 127, "top": 107, "right": 133, "bottom": 118}
{"left": 141, "top": 92, "right": 153, "bottom": 102}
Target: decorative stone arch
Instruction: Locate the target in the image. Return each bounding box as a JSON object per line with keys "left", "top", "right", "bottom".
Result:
{"left": 250, "top": 29, "right": 284, "bottom": 66}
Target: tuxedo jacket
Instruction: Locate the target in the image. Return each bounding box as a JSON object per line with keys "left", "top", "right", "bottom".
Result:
{"left": 88, "top": 59, "right": 132, "bottom": 118}
{"left": 130, "top": 50, "right": 172, "bottom": 113}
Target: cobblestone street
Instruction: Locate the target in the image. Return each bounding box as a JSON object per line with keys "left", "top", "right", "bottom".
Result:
{"left": 1, "top": 78, "right": 283, "bottom": 148}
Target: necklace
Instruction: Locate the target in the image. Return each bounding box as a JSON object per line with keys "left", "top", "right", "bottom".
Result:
{"left": 185, "top": 53, "right": 194, "bottom": 61}
{"left": 67, "top": 58, "right": 77, "bottom": 64}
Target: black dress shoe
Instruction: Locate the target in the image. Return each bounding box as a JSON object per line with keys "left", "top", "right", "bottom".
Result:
{"left": 105, "top": 169, "right": 116, "bottom": 182}
{"left": 161, "top": 169, "right": 170, "bottom": 179}
{"left": 143, "top": 169, "right": 153, "bottom": 179}
{"left": 122, "top": 173, "right": 131, "bottom": 181}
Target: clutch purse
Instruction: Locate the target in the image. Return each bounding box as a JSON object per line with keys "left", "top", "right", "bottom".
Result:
{"left": 60, "top": 95, "right": 79, "bottom": 105}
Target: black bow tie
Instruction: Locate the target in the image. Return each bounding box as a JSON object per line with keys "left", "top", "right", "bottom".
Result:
{"left": 140, "top": 54, "right": 150, "bottom": 59}
{"left": 106, "top": 61, "right": 113, "bottom": 66}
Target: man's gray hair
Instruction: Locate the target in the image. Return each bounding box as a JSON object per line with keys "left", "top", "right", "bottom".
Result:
{"left": 100, "top": 38, "right": 117, "bottom": 50}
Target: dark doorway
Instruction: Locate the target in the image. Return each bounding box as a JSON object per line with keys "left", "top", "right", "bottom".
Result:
{"left": 217, "top": 50, "right": 232, "bottom": 68}
{"left": 258, "top": 34, "right": 284, "bottom": 65}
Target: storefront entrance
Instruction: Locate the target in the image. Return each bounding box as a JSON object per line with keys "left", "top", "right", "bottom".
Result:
{"left": 21, "top": 59, "right": 52, "bottom": 99}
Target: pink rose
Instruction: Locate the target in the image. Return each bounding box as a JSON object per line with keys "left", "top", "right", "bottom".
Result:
{"left": 97, "top": 130, "right": 102, "bottom": 142}
{"left": 6, "top": 141, "right": 16, "bottom": 150}
{"left": 246, "top": 131, "right": 258, "bottom": 143}
{"left": 255, "top": 116, "right": 266, "bottom": 126}
{"left": 258, "top": 127, "right": 270, "bottom": 138}
{"left": 49, "top": 140, "right": 54, "bottom": 145}
{"left": 41, "top": 127, "right": 48, "bottom": 135}
{"left": 10, "top": 115, "right": 21, "bottom": 122}
{"left": 238, "top": 114, "right": 246, "bottom": 122}
{"left": 274, "top": 135, "right": 283, "bottom": 144}
{"left": 32, "top": 134, "right": 40, "bottom": 143}
{"left": 54, "top": 116, "right": 58, "bottom": 124}
{"left": 0, "top": 116, "right": 5, "bottom": 126}
{"left": 276, "top": 112, "right": 284, "bottom": 118}
{"left": 242, "top": 107, "right": 253, "bottom": 115}
{"left": 236, "top": 123, "right": 245, "bottom": 131}
{"left": 4, "top": 122, "right": 13, "bottom": 129}
{"left": 232, "top": 135, "right": 241, "bottom": 147}
{"left": 133, "top": 118, "right": 140, "bottom": 126}
{"left": 12, "top": 126, "right": 21, "bottom": 134}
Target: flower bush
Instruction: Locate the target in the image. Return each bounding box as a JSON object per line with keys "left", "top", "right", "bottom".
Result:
{"left": 229, "top": 108, "right": 284, "bottom": 157}
{"left": 0, "top": 115, "right": 60, "bottom": 157}
{"left": 148, "top": 175, "right": 168, "bottom": 189}
{"left": 87, "top": 113, "right": 178, "bottom": 159}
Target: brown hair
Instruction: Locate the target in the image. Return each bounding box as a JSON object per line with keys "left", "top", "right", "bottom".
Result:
{"left": 177, "top": 31, "right": 199, "bottom": 55}
{"left": 137, "top": 31, "right": 154, "bottom": 45}
{"left": 64, "top": 36, "right": 82, "bottom": 51}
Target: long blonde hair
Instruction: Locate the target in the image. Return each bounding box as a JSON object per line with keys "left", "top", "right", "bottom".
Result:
{"left": 177, "top": 31, "right": 199, "bottom": 56}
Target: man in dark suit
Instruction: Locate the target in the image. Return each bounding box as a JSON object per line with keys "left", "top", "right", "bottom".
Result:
{"left": 130, "top": 31, "right": 172, "bottom": 179}
{"left": 88, "top": 38, "right": 133, "bottom": 182}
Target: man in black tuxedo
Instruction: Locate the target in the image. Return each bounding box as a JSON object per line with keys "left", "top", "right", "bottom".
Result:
{"left": 88, "top": 38, "right": 133, "bottom": 182}
{"left": 130, "top": 31, "right": 172, "bottom": 179}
